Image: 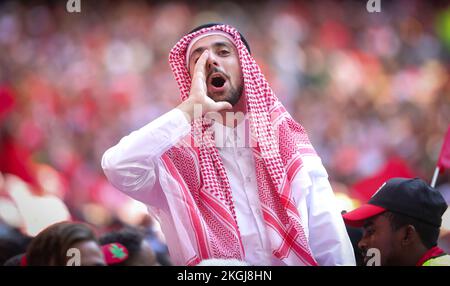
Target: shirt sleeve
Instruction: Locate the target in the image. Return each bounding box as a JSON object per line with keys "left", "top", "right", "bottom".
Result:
{"left": 293, "top": 157, "right": 356, "bottom": 266}
{"left": 101, "top": 108, "right": 191, "bottom": 200}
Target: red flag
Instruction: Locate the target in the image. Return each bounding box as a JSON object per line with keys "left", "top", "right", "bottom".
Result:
{"left": 437, "top": 125, "right": 450, "bottom": 170}
{"left": 350, "top": 157, "right": 417, "bottom": 203}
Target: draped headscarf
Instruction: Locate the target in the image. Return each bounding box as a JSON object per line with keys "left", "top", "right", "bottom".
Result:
{"left": 161, "top": 24, "right": 319, "bottom": 266}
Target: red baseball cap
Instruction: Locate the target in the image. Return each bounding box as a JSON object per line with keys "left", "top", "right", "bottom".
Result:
{"left": 342, "top": 204, "right": 386, "bottom": 227}
{"left": 343, "top": 178, "right": 448, "bottom": 228}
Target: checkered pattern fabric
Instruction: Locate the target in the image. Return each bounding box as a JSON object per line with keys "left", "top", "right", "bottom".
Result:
{"left": 164, "top": 24, "right": 319, "bottom": 265}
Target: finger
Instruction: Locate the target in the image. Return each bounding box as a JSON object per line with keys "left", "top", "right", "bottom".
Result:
{"left": 193, "top": 50, "right": 209, "bottom": 80}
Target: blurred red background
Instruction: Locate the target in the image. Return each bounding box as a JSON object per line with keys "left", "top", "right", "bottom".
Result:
{"left": 0, "top": 0, "right": 449, "bottom": 245}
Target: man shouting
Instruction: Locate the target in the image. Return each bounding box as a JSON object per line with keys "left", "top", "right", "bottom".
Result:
{"left": 102, "top": 23, "right": 355, "bottom": 266}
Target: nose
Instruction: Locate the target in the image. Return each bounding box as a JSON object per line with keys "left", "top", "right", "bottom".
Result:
{"left": 206, "top": 52, "right": 219, "bottom": 71}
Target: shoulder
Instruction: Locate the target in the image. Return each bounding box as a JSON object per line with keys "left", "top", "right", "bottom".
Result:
{"left": 422, "top": 254, "right": 450, "bottom": 266}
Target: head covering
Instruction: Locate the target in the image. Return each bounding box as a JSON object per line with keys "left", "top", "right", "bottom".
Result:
{"left": 186, "top": 23, "right": 251, "bottom": 54}
{"left": 343, "top": 178, "right": 448, "bottom": 227}
{"left": 161, "top": 24, "right": 320, "bottom": 265}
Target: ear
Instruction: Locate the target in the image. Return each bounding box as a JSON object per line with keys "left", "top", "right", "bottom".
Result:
{"left": 400, "top": 225, "right": 417, "bottom": 246}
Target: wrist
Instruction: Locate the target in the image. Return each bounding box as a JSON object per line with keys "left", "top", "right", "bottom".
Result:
{"left": 176, "top": 100, "right": 195, "bottom": 123}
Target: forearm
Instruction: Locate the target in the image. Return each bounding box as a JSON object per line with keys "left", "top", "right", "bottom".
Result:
{"left": 101, "top": 108, "right": 191, "bottom": 191}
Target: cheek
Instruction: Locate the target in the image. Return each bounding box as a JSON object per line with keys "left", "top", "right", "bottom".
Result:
{"left": 375, "top": 232, "right": 396, "bottom": 260}
{"left": 226, "top": 57, "right": 242, "bottom": 85}
{"left": 230, "top": 66, "right": 243, "bottom": 87}
{"left": 365, "top": 232, "right": 388, "bottom": 253}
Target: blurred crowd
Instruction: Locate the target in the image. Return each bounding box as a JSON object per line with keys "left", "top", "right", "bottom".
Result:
{"left": 1, "top": 0, "right": 450, "bottom": 265}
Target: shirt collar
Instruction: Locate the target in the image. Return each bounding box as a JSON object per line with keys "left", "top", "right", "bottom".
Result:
{"left": 416, "top": 246, "right": 445, "bottom": 266}
{"left": 212, "top": 114, "right": 250, "bottom": 148}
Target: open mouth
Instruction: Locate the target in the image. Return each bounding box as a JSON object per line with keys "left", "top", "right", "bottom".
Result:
{"left": 209, "top": 74, "right": 226, "bottom": 88}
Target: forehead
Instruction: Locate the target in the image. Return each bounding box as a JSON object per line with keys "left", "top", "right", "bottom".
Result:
{"left": 72, "top": 240, "right": 105, "bottom": 265}
{"left": 73, "top": 241, "right": 103, "bottom": 257}
{"left": 364, "top": 213, "right": 390, "bottom": 229}
{"left": 188, "top": 35, "right": 237, "bottom": 58}
{"left": 189, "top": 34, "right": 235, "bottom": 49}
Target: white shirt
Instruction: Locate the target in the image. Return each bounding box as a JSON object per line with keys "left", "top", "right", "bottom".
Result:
{"left": 101, "top": 108, "right": 356, "bottom": 266}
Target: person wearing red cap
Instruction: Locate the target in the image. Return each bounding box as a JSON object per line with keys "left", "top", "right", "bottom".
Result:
{"left": 343, "top": 177, "right": 450, "bottom": 266}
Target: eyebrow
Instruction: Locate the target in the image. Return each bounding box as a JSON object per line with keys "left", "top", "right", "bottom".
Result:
{"left": 189, "top": 41, "right": 233, "bottom": 62}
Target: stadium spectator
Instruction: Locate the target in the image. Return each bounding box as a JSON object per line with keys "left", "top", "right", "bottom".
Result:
{"left": 25, "top": 221, "right": 106, "bottom": 266}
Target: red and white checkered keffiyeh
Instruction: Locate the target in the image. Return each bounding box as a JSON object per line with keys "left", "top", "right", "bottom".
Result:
{"left": 161, "top": 24, "right": 319, "bottom": 266}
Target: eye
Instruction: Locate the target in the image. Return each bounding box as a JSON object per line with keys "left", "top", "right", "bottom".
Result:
{"left": 218, "top": 49, "right": 230, "bottom": 56}
{"left": 364, "top": 227, "right": 375, "bottom": 236}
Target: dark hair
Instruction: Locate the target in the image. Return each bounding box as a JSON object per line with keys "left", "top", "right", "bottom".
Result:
{"left": 3, "top": 253, "right": 25, "bottom": 266}
{"left": 0, "top": 223, "right": 31, "bottom": 265}
{"left": 26, "top": 221, "right": 98, "bottom": 266}
{"left": 99, "top": 227, "right": 144, "bottom": 266}
{"left": 384, "top": 211, "right": 440, "bottom": 249}
{"left": 187, "top": 23, "right": 251, "bottom": 54}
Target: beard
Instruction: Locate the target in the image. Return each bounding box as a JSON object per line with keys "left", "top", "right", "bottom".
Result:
{"left": 207, "top": 84, "right": 243, "bottom": 106}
